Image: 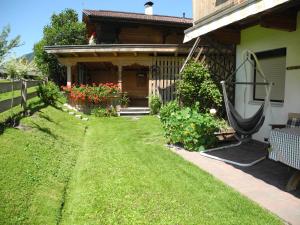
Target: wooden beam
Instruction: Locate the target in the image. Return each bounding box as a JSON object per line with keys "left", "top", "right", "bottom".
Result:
{"left": 59, "top": 56, "right": 152, "bottom": 67}
{"left": 211, "top": 28, "right": 241, "bottom": 45}
{"left": 260, "top": 10, "right": 298, "bottom": 32}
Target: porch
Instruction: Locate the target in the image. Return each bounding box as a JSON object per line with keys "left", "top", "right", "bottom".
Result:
{"left": 45, "top": 44, "right": 187, "bottom": 107}
{"left": 73, "top": 62, "right": 150, "bottom": 107}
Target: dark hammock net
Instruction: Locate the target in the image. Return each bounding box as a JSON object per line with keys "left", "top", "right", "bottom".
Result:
{"left": 221, "top": 82, "right": 266, "bottom": 137}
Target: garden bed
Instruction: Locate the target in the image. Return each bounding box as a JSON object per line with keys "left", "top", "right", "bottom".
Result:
{"left": 62, "top": 83, "right": 127, "bottom": 114}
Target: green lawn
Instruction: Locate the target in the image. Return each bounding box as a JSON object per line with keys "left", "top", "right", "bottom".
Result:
{"left": 0, "top": 105, "right": 282, "bottom": 225}
{"left": 0, "top": 86, "right": 37, "bottom": 101}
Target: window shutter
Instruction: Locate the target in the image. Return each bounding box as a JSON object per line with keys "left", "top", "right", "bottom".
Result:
{"left": 255, "top": 56, "right": 286, "bottom": 102}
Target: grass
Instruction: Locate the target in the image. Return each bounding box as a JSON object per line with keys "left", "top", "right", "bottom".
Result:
{"left": 0, "top": 104, "right": 86, "bottom": 225}
{"left": 0, "top": 86, "right": 37, "bottom": 101}
{"left": 0, "top": 106, "right": 282, "bottom": 225}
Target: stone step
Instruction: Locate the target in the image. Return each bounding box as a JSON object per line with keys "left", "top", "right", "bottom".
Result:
{"left": 120, "top": 107, "right": 150, "bottom": 112}
{"left": 119, "top": 111, "right": 150, "bottom": 116}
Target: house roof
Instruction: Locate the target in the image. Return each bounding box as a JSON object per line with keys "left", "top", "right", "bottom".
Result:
{"left": 83, "top": 9, "right": 193, "bottom": 26}
{"left": 184, "top": 0, "right": 292, "bottom": 43}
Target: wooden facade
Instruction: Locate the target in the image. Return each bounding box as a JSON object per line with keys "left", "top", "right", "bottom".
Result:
{"left": 192, "top": 0, "right": 246, "bottom": 23}
{"left": 50, "top": 51, "right": 186, "bottom": 106}
{"left": 46, "top": 8, "right": 238, "bottom": 107}
{"left": 45, "top": 9, "right": 193, "bottom": 107}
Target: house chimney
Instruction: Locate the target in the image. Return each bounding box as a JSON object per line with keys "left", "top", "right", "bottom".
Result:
{"left": 144, "top": 1, "right": 154, "bottom": 15}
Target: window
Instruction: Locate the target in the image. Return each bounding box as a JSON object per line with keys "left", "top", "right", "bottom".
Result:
{"left": 215, "top": 0, "right": 229, "bottom": 6}
{"left": 253, "top": 48, "right": 286, "bottom": 102}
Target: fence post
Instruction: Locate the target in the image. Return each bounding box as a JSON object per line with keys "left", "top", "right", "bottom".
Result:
{"left": 21, "top": 79, "right": 28, "bottom": 114}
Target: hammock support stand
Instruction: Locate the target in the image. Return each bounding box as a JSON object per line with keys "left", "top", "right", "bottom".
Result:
{"left": 200, "top": 50, "right": 272, "bottom": 167}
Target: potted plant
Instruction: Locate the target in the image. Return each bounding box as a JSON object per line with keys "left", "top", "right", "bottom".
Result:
{"left": 119, "top": 93, "right": 129, "bottom": 108}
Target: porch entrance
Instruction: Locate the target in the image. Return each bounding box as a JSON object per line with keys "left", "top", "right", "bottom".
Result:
{"left": 76, "top": 62, "right": 149, "bottom": 107}
{"left": 122, "top": 65, "right": 149, "bottom": 107}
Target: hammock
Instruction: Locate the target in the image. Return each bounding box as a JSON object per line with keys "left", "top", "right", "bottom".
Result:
{"left": 221, "top": 80, "right": 271, "bottom": 138}
{"left": 200, "top": 50, "right": 272, "bottom": 167}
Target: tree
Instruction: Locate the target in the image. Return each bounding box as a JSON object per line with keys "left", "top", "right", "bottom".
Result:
{"left": 0, "top": 25, "right": 22, "bottom": 65}
{"left": 34, "top": 9, "right": 87, "bottom": 84}
{"left": 4, "top": 58, "right": 36, "bottom": 79}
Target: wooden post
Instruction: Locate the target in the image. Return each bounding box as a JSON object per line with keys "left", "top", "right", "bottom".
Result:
{"left": 21, "top": 79, "right": 28, "bottom": 114}
{"left": 67, "top": 65, "right": 72, "bottom": 87}
{"left": 118, "top": 65, "right": 123, "bottom": 92}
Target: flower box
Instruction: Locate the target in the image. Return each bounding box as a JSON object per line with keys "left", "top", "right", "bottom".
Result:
{"left": 62, "top": 83, "right": 123, "bottom": 114}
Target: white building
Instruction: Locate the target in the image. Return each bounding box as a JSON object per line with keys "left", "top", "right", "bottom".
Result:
{"left": 184, "top": 0, "right": 300, "bottom": 141}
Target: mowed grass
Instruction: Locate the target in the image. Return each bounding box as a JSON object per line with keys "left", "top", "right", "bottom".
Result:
{"left": 61, "top": 117, "right": 282, "bottom": 225}
{"left": 0, "top": 106, "right": 282, "bottom": 225}
{"left": 0, "top": 104, "right": 86, "bottom": 225}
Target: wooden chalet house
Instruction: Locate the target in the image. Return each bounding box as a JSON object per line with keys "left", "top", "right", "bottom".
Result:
{"left": 184, "top": 0, "right": 300, "bottom": 141}
{"left": 45, "top": 2, "right": 192, "bottom": 107}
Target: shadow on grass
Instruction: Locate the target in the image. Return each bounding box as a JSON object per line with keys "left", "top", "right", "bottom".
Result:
{"left": 0, "top": 99, "right": 46, "bottom": 135}
{"left": 38, "top": 112, "right": 56, "bottom": 124}
{"left": 31, "top": 122, "right": 58, "bottom": 139}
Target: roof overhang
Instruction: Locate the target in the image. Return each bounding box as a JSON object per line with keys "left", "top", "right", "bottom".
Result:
{"left": 44, "top": 44, "right": 191, "bottom": 56}
{"left": 184, "top": 0, "right": 291, "bottom": 43}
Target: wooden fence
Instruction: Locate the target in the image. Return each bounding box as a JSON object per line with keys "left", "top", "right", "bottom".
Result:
{"left": 149, "top": 57, "right": 184, "bottom": 104}
{"left": 0, "top": 80, "right": 41, "bottom": 114}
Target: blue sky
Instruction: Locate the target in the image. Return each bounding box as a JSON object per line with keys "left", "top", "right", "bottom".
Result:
{"left": 0, "top": 0, "right": 192, "bottom": 57}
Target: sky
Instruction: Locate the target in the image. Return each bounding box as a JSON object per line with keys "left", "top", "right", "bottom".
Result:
{"left": 0, "top": 0, "right": 192, "bottom": 57}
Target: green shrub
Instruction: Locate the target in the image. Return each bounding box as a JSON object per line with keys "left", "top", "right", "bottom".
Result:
{"left": 159, "top": 100, "right": 180, "bottom": 124}
{"left": 36, "top": 81, "right": 62, "bottom": 105}
{"left": 177, "top": 61, "right": 222, "bottom": 113}
{"left": 92, "top": 107, "right": 118, "bottom": 117}
{"left": 161, "top": 106, "right": 221, "bottom": 151}
{"left": 119, "top": 94, "right": 130, "bottom": 107}
{"left": 149, "top": 95, "right": 162, "bottom": 115}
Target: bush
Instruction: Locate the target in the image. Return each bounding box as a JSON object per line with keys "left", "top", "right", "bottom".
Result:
{"left": 159, "top": 100, "right": 180, "bottom": 124}
{"left": 92, "top": 107, "right": 118, "bottom": 117}
{"left": 177, "top": 61, "right": 222, "bottom": 113}
{"left": 119, "top": 94, "right": 130, "bottom": 107}
{"left": 161, "top": 106, "right": 222, "bottom": 151}
{"left": 149, "top": 95, "right": 162, "bottom": 115}
{"left": 37, "top": 81, "right": 62, "bottom": 105}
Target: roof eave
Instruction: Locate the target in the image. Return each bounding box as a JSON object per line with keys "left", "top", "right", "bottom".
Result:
{"left": 184, "top": 0, "right": 292, "bottom": 43}
{"left": 44, "top": 44, "right": 191, "bottom": 55}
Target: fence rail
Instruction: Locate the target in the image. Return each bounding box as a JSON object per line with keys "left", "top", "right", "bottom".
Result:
{"left": 0, "top": 80, "right": 41, "bottom": 114}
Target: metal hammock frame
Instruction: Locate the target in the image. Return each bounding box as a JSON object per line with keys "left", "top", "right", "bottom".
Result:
{"left": 200, "top": 50, "right": 273, "bottom": 167}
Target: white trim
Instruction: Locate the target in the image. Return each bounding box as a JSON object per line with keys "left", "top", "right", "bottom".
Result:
{"left": 184, "top": 0, "right": 290, "bottom": 43}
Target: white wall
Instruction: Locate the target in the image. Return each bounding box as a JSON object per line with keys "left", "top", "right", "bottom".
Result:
{"left": 235, "top": 12, "right": 300, "bottom": 142}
